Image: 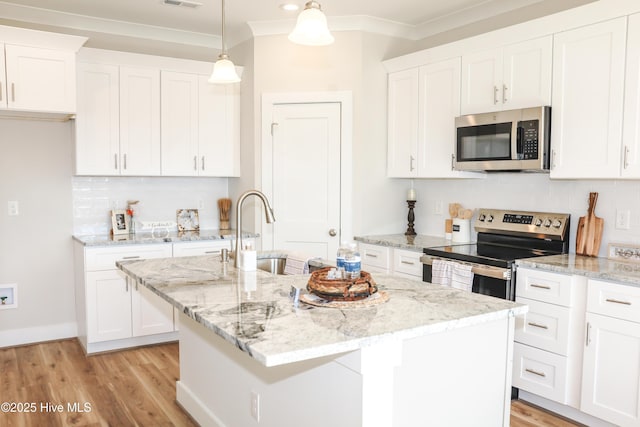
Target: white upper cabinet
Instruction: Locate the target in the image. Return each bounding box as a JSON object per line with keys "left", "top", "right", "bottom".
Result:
{"left": 161, "top": 72, "right": 240, "bottom": 177}
{"left": 387, "top": 68, "right": 419, "bottom": 178}
{"left": 0, "top": 43, "right": 6, "bottom": 110}
{"left": 550, "top": 17, "right": 627, "bottom": 179}
{"left": 461, "top": 36, "right": 552, "bottom": 115}
{"left": 3, "top": 44, "right": 77, "bottom": 114}
{"left": 622, "top": 13, "right": 640, "bottom": 178}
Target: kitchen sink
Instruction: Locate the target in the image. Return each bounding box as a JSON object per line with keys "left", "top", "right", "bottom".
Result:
{"left": 256, "top": 256, "right": 287, "bottom": 275}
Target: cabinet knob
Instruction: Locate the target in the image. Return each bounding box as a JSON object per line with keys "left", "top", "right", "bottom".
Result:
{"left": 328, "top": 228, "right": 337, "bottom": 237}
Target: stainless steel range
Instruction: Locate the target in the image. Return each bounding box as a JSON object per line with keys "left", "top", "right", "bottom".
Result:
{"left": 421, "top": 209, "right": 571, "bottom": 301}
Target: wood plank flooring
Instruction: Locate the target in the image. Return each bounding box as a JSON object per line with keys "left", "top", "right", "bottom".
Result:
{"left": 0, "top": 339, "right": 581, "bottom": 426}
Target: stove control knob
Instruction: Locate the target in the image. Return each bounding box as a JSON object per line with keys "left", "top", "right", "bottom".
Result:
{"left": 479, "top": 214, "right": 486, "bottom": 221}
{"left": 535, "top": 218, "right": 543, "bottom": 227}
{"left": 543, "top": 219, "right": 552, "bottom": 228}
{"left": 487, "top": 215, "right": 494, "bottom": 223}
{"left": 552, "top": 220, "right": 562, "bottom": 229}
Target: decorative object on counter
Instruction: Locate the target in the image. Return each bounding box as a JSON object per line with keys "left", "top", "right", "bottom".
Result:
{"left": 576, "top": 192, "right": 603, "bottom": 257}
{"left": 407, "top": 187, "right": 416, "bottom": 201}
{"left": 306, "top": 267, "right": 377, "bottom": 301}
{"left": 217, "top": 198, "right": 231, "bottom": 230}
{"left": 405, "top": 199, "right": 417, "bottom": 236}
{"left": 220, "top": 248, "right": 229, "bottom": 263}
{"left": 177, "top": 209, "right": 200, "bottom": 232}
{"left": 300, "top": 289, "right": 389, "bottom": 309}
{"left": 608, "top": 243, "right": 640, "bottom": 262}
{"left": 110, "top": 209, "right": 129, "bottom": 235}
{"left": 238, "top": 241, "right": 257, "bottom": 271}
{"left": 126, "top": 200, "right": 139, "bottom": 235}
{"left": 452, "top": 218, "right": 472, "bottom": 243}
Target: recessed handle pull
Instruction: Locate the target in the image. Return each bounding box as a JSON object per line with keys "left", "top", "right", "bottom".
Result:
{"left": 527, "top": 321, "right": 549, "bottom": 330}
{"left": 525, "top": 368, "right": 546, "bottom": 378}
{"left": 605, "top": 298, "right": 631, "bottom": 306}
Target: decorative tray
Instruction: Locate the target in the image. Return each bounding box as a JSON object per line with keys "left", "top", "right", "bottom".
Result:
{"left": 307, "top": 267, "right": 377, "bottom": 301}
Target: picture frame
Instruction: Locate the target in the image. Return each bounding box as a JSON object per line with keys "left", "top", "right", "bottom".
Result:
{"left": 177, "top": 209, "right": 200, "bottom": 232}
{"left": 111, "top": 209, "right": 130, "bottom": 235}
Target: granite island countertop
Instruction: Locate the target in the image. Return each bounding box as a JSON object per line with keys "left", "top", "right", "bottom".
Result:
{"left": 73, "top": 229, "right": 259, "bottom": 247}
{"left": 117, "top": 255, "right": 526, "bottom": 367}
{"left": 517, "top": 254, "right": 640, "bottom": 287}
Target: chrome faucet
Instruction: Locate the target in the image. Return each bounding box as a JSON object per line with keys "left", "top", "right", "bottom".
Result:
{"left": 235, "top": 190, "right": 276, "bottom": 267}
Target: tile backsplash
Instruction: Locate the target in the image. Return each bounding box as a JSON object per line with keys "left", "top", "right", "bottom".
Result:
{"left": 72, "top": 176, "right": 229, "bottom": 235}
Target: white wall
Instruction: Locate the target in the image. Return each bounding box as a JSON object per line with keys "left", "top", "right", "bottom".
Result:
{"left": 0, "top": 118, "right": 76, "bottom": 343}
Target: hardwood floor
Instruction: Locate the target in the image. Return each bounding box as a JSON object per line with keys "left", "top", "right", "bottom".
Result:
{"left": 1, "top": 339, "right": 581, "bottom": 426}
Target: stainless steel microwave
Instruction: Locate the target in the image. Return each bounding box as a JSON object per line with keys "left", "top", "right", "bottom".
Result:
{"left": 454, "top": 106, "right": 551, "bottom": 172}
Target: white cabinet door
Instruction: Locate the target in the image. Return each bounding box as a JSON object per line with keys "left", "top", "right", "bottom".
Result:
{"left": 131, "top": 282, "right": 174, "bottom": 337}
{"left": 86, "top": 270, "right": 132, "bottom": 343}
{"left": 199, "top": 76, "right": 241, "bottom": 177}
{"left": 622, "top": 13, "right": 640, "bottom": 178}
{"left": 581, "top": 312, "right": 640, "bottom": 426}
{"left": 550, "top": 17, "right": 627, "bottom": 179}
{"left": 4, "top": 44, "right": 76, "bottom": 113}
{"left": 119, "top": 66, "right": 161, "bottom": 176}
{"left": 161, "top": 71, "right": 199, "bottom": 176}
{"left": 0, "top": 43, "right": 6, "bottom": 110}
{"left": 75, "top": 62, "right": 120, "bottom": 175}
{"left": 502, "top": 36, "right": 552, "bottom": 110}
{"left": 418, "top": 58, "right": 483, "bottom": 178}
{"left": 387, "top": 68, "right": 419, "bottom": 177}
{"left": 461, "top": 48, "right": 502, "bottom": 114}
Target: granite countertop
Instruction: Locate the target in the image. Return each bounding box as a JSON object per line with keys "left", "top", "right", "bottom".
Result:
{"left": 354, "top": 234, "right": 469, "bottom": 251}
{"left": 73, "top": 229, "right": 259, "bottom": 247}
{"left": 517, "top": 254, "right": 640, "bottom": 287}
{"left": 117, "top": 255, "right": 526, "bottom": 367}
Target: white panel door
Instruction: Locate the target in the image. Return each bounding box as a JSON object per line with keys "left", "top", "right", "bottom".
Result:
{"left": 119, "top": 66, "right": 161, "bottom": 176}
{"left": 502, "top": 36, "right": 552, "bottom": 110}
{"left": 387, "top": 68, "right": 419, "bottom": 177}
{"left": 86, "top": 270, "right": 132, "bottom": 343}
{"left": 461, "top": 48, "right": 502, "bottom": 114}
{"left": 271, "top": 103, "right": 341, "bottom": 260}
{"left": 131, "top": 282, "right": 174, "bottom": 337}
{"left": 161, "top": 71, "right": 199, "bottom": 176}
{"left": 550, "top": 17, "right": 627, "bottom": 179}
{"left": 75, "top": 62, "right": 120, "bottom": 175}
{"left": 0, "top": 43, "right": 6, "bottom": 109}
{"left": 623, "top": 13, "right": 640, "bottom": 178}
{"left": 4, "top": 44, "right": 76, "bottom": 113}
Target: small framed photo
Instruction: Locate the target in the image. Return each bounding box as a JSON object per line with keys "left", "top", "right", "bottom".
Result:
{"left": 111, "top": 209, "right": 130, "bottom": 235}
{"left": 177, "top": 209, "right": 200, "bottom": 232}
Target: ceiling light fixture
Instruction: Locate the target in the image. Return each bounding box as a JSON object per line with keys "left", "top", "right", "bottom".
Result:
{"left": 280, "top": 3, "right": 299, "bottom": 12}
{"left": 288, "top": 1, "right": 334, "bottom": 46}
{"left": 208, "top": 0, "right": 240, "bottom": 84}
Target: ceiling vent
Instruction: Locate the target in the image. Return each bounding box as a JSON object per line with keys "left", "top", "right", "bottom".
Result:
{"left": 163, "top": 0, "right": 203, "bottom": 8}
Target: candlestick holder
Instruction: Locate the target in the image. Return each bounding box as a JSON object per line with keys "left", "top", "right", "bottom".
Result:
{"left": 405, "top": 200, "right": 417, "bottom": 236}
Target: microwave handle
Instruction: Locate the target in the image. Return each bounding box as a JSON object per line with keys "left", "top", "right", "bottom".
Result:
{"left": 516, "top": 123, "right": 524, "bottom": 160}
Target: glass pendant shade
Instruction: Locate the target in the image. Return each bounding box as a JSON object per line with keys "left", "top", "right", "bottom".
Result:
{"left": 208, "top": 53, "right": 240, "bottom": 84}
{"left": 288, "top": 1, "right": 334, "bottom": 46}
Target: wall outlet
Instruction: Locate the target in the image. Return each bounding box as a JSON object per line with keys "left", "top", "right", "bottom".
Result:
{"left": 198, "top": 199, "right": 205, "bottom": 210}
{"left": 250, "top": 391, "right": 260, "bottom": 421}
{"left": 434, "top": 200, "right": 444, "bottom": 215}
{"left": 7, "top": 201, "right": 19, "bottom": 216}
{"left": 616, "top": 209, "right": 631, "bottom": 230}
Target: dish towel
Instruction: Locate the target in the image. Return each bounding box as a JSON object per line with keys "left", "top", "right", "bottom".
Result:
{"left": 431, "top": 259, "right": 474, "bottom": 292}
{"left": 284, "top": 252, "right": 313, "bottom": 275}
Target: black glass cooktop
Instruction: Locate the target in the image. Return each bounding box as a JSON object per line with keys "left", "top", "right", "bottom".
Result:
{"left": 423, "top": 243, "right": 557, "bottom": 269}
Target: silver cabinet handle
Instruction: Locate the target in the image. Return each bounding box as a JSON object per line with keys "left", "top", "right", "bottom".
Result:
{"left": 328, "top": 228, "right": 337, "bottom": 237}
{"left": 122, "top": 256, "right": 141, "bottom": 260}
{"left": 527, "top": 321, "right": 549, "bottom": 330}
{"left": 551, "top": 150, "right": 557, "bottom": 169}
{"left": 0, "top": 82, "right": 3, "bottom": 101}
{"left": 525, "top": 368, "right": 546, "bottom": 378}
{"left": 11, "top": 83, "right": 15, "bottom": 102}
{"left": 502, "top": 84, "right": 507, "bottom": 103}
{"left": 586, "top": 322, "right": 591, "bottom": 346}
{"left": 202, "top": 156, "right": 205, "bottom": 171}
{"left": 366, "top": 253, "right": 378, "bottom": 258}
{"left": 401, "top": 260, "right": 415, "bottom": 265}
{"left": 123, "top": 153, "right": 127, "bottom": 170}
{"left": 194, "top": 156, "right": 197, "bottom": 171}
{"left": 605, "top": 298, "right": 632, "bottom": 306}
{"left": 451, "top": 154, "right": 455, "bottom": 170}
{"left": 409, "top": 155, "right": 415, "bottom": 172}
{"left": 530, "top": 283, "right": 551, "bottom": 290}
{"left": 125, "top": 276, "right": 129, "bottom": 292}
{"left": 494, "top": 86, "right": 499, "bottom": 104}
{"left": 204, "top": 250, "right": 221, "bottom": 254}
{"left": 624, "top": 146, "right": 630, "bottom": 169}
{"left": 114, "top": 154, "right": 118, "bottom": 170}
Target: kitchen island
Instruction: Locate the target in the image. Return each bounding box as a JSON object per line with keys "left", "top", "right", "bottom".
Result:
{"left": 118, "top": 255, "right": 526, "bottom": 427}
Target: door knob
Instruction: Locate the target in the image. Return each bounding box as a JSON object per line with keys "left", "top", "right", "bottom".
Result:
{"left": 328, "top": 228, "right": 337, "bottom": 237}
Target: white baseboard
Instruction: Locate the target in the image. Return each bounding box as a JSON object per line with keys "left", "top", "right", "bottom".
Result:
{"left": 176, "top": 380, "right": 226, "bottom": 427}
{"left": 0, "top": 322, "right": 77, "bottom": 348}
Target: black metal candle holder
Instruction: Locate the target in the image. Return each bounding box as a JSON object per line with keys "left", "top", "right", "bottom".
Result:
{"left": 405, "top": 200, "right": 417, "bottom": 236}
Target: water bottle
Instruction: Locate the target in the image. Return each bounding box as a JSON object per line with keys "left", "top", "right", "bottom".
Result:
{"left": 336, "top": 241, "right": 349, "bottom": 275}
{"left": 344, "top": 243, "right": 361, "bottom": 279}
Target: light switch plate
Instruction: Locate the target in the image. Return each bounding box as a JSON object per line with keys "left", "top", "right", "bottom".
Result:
{"left": 7, "top": 201, "right": 18, "bottom": 216}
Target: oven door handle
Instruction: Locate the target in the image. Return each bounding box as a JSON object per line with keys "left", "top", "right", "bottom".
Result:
{"left": 420, "top": 255, "right": 511, "bottom": 280}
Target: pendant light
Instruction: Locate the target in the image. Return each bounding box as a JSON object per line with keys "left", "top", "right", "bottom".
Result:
{"left": 208, "top": 0, "right": 240, "bottom": 84}
{"left": 288, "top": 1, "right": 334, "bottom": 46}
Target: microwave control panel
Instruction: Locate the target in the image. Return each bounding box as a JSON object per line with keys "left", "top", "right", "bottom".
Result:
{"left": 518, "top": 119, "right": 539, "bottom": 160}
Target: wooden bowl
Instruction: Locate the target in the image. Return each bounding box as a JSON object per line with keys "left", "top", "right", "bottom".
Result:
{"left": 307, "top": 267, "right": 377, "bottom": 301}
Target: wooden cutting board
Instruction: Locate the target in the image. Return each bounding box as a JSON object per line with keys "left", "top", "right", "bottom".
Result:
{"left": 576, "top": 192, "right": 604, "bottom": 257}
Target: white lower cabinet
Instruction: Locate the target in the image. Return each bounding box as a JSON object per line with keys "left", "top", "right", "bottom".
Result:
{"left": 86, "top": 270, "right": 132, "bottom": 342}
{"left": 131, "top": 280, "right": 174, "bottom": 337}
{"left": 392, "top": 248, "right": 423, "bottom": 279}
{"left": 581, "top": 280, "right": 640, "bottom": 426}
{"left": 358, "top": 242, "right": 423, "bottom": 279}
{"left": 359, "top": 243, "right": 391, "bottom": 274}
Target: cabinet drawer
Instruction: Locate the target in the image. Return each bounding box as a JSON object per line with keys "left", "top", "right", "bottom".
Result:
{"left": 393, "top": 249, "right": 422, "bottom": 277}
{"left": 516, "top": 268, "right": 575, "bottom": 306}
{"left": 85, "top": 244, "right": 172, "bottom": 271}
{"left": 358, "top": 243, "right": 390, "bottom": 270}
{"left": 515, "top": 297, "right": 571, "bottom": 356}
{"left": 587, "top": 279, "right": 640, "bottom": 323}
{"left": 173, "top": 240, "right": 231, "bottom": 257}
{"left": 513, "top": 342, "right": 569, "bottom": 404}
